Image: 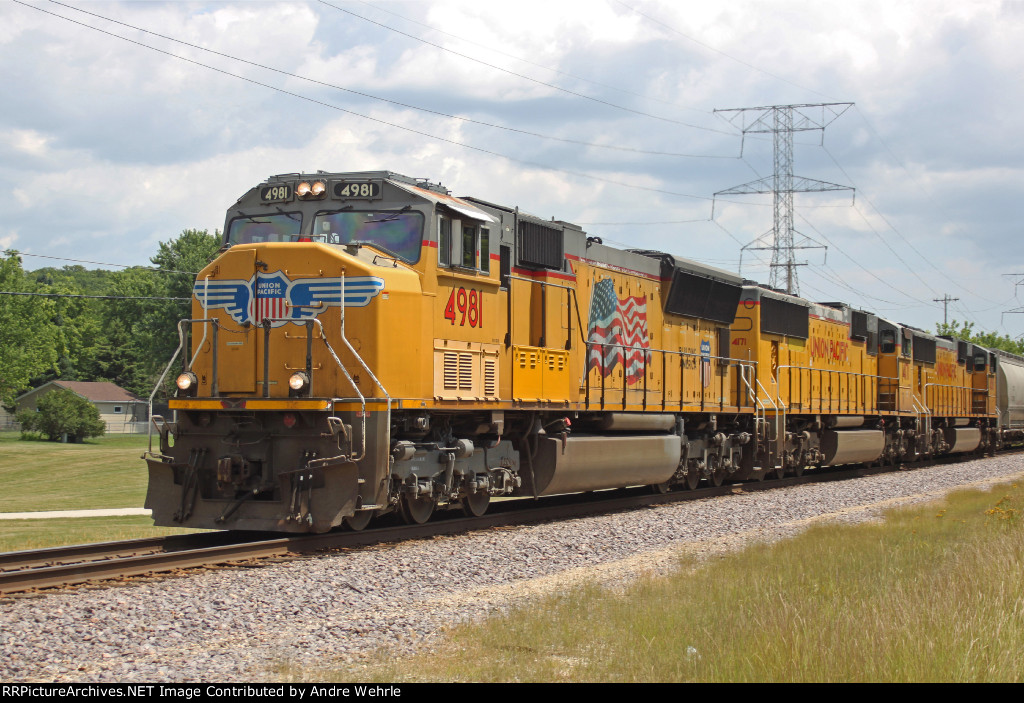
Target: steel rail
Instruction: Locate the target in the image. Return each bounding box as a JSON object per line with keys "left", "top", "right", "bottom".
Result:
{"left": 1, "top": 450, "right": 1017, "bottom": 596}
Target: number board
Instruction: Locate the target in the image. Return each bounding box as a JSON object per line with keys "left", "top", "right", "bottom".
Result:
{"left": 260, "top": 184, "right": 292, "bottom": 203}
{"left": 332, "top": 181, "right": 383, "bottom": 200}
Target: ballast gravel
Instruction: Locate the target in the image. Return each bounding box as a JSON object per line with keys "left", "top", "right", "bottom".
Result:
{"left": 2, "top": 455, "right": 1023, "bottom": 682}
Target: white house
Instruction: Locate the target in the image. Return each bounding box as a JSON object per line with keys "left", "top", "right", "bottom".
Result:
{"left": 15, "top": 381, "right": 147, "bottom": 433}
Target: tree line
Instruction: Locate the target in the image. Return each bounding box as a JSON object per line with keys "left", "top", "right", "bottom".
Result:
{"left": 934, "top": 321, "right": 1024, "bottom": 356}
{"left": 0, "top": 229, "right": 222, "bottom": 408}
{"left": 2, "top": 232, "right": 1023, "bottom": 411}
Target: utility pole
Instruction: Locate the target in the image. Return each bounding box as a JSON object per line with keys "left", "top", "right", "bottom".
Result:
{"left": 714, "top": 103, "right": 854, "bottom": 296}
{"left": 933, "top": 295, "right": 959, "bottom": 325}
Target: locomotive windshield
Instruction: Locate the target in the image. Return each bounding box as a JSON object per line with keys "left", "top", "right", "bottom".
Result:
{"left": 313, "top": 210, "right": 424, "bottom": 263}
{"left": 227, "top": 213, "right": 302, "bottom": 244}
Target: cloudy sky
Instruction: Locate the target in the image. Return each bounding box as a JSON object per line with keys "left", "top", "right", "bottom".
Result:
{"left": 3, "top": 0, "right": 1023, "bottom": 334}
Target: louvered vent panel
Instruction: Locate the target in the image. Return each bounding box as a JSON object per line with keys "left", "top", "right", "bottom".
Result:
{"left": 459, "top": 353, "right": 474, "bottom": 389}
{"left": 443, "top": 352, "right": 459, "bottom": 389}
{"left": 483, "top": 357, "right": 497, "bottom": 398}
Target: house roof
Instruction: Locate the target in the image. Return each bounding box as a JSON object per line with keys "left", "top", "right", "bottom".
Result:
{"left": 18, "top": 381, "right": 141, "bottom": 403}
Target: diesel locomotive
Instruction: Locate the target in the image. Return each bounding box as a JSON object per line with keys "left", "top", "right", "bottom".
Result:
{"left": 143, "top": 170, "right": 1024, "bottom": 532}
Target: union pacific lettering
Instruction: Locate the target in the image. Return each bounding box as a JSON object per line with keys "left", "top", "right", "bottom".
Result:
{"left": 935, "top": 361, "right": 956, "bottom": 379}
{"left": 809, "top": 337, "right": 849, "bottom": 362}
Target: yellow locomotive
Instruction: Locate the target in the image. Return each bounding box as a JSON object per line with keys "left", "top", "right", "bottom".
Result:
{"left": 144, "top": 170, "right": 1002, "bottom": 533}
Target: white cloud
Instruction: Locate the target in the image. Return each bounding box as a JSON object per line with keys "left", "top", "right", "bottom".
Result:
{"left": 2, "top": 0, "right": 1024, "bottom": 331}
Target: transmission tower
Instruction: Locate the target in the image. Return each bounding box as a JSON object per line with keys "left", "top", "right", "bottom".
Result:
{"left": 1002, "top": 273, "right": 1024, "bottom": 333}
{"left": 714, "top": 103, "right": 855, "bottom": 295}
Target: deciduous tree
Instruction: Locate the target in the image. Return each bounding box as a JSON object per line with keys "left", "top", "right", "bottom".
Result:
{"left": 0, "top": 253, "right": 58, "bottom": 405}
{"left": 17, "top": 387, "right": 105, "bottom": 442}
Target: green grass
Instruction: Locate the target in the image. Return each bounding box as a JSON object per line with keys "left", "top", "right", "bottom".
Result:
{"left": 0, "top": 431, "right": 203, "bottom": 550}
{"left": 0, "top": 431, "right": 152, "bottom": 512}
{"left": 0, "top": 515, "right": 198, "bottom": 553}
{"left": 304, "top": 481, "right": 1024, "bottom": 683}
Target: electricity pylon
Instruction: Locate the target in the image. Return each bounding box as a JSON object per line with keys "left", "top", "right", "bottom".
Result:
{"left": 714, "top": 103, "right": 854, "bottom": 295}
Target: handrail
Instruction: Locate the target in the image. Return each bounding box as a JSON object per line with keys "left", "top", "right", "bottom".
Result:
{"left": 505, "top": 273, "right": 586, "bottom": 351}
{"left": 774, "top": 364, "right": 897, "bottom": 415}
{"left": 146, "top": 316, "right": 221, "bottom": 457}
{"left": 910, "top": 393, "right": 931, "bottom": 442}
{"left": 586, "top": 340, "right": 748, "bottom": 411}
{"left": 923, "top": 381, "right": 985, "bottom": 416}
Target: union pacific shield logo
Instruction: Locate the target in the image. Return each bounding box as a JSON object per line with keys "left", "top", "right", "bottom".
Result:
{"left": 194, "top": 272, "right": 385, "bottom": 327}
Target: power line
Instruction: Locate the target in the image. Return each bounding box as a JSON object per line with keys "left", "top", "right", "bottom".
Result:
{"left": 820, "top": 143, "right": 990, "bottom": 302}
{"left": 4, "top": 250, "right": 199, "bottom": 276}
{"left": 573, "top": 218, "right": 709, "bottom": 225}
{"left": 317, "top": 0, "right": 735, "bottom": 134}
{"left": 45, "top": 0, "right": 729, "bottom": 161}
{"left": 355, "top": 0, "right": 710, "bottom": 116}
{"left": 18, "top": 0, "right": 759, "bottom": 208}
{"left": 0, "top": 291, "right": 190, "bottom": 301}
{"left": 612, "top": 0, "right": 839, "bottom": 102}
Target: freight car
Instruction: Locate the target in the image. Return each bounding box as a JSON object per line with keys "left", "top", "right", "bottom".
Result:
{"left": 143, "top": 171, "right": 1023, "bottom": 533}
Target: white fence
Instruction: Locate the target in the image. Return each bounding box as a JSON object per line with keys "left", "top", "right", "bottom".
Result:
{"left": 0, "top": 419, "right": 150, "bottom": 434}
{"left": 105, "top": 421, "right": 150, "bottom": 435}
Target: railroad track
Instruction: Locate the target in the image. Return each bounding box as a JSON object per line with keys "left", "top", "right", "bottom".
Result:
{"left": 0, "top": 458, "right": 976, "bottom": 596}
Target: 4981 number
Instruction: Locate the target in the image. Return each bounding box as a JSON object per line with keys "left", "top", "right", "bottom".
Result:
{"left": 444, "top": 287, "right": 483, "bottom": 327}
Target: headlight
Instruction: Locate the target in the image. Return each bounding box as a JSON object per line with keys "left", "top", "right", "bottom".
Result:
{"left": 288, "top": 371, "right": 310, "bottom": 395}
{"left": 296, "top": 180, "right": 326, "bottom": 200}
{"left": 176, "top": 372, "right": 198, "bottom": 396}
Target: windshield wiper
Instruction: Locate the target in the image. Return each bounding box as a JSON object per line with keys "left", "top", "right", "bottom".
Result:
{"left": 364, "top": 205, "right": 412, "bottom": 224}
{"left": 276, "top": 207, "right": 301, "bottom": 222}
{"left": 235, "top": 212, "right": 272, "bottom": 224}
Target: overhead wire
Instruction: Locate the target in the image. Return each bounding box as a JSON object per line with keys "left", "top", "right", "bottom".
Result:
{"left": 611, "top": 0, "right": 840, "bottom": 102}
{"left": 4, "top": 250, "right": 200, "bottom": 276}
{"left": 0, "top": 291, "right": 190, "bottom": 301}
{"left": 821, "top": 143, "right": 991, "bottom": 300}
{"left": 17, "top": 0, "right": 764, "bottom": 208}
{"left": 316, "top": 0, "right": 736, "bottom": 134}
{"left": 723, "top": 145, "right": 946, "bottom": 311}
{"left": 354, "top": 0, "right": 710, "bottom": 116}
{"left": 45, "top": 0, "right": 729, "bottom": 160}
{"left": 795, "top": 211, "right": 940, "bottom": 309}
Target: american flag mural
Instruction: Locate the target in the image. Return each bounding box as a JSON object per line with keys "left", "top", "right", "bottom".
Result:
{"left": 586, "top": 278, "right": 652, "bottom": 384}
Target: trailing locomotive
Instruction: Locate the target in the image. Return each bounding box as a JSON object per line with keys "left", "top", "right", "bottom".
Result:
{"left": 144, "top": 170, "right": 1024, "bottom": 533}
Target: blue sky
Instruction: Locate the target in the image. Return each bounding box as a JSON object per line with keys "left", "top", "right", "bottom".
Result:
{"left": 3, "top": 0, "right": 1023, "bottom": 334}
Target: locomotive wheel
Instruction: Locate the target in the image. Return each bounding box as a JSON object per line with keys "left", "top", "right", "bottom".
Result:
{"left": 343, "top": 510, "right": 374, "bottom": 531}
{"left": 792, "top": 464, "right": 805, "bottom": 478}
{"left": 709, "top": 460, "right": 726, "bottom": 487}
{"left": 651, "top": 481, "right": 671, "bottom": 494}
{"left": 462, "top": 490, "right": 490, "bottom": 517}
{"left": 399, "top": 495, "right": 435, "bottom": 524}
{"left": 682, "top": 468, "right": 700, "bottom": 490}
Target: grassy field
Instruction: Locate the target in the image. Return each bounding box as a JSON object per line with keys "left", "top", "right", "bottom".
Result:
{"left": 0, "top": 431, "right": 151, "bottom": 512}
{"left": 310, "top": 481, "right": 1024, "bottom": 683}
{"left": 0, "top": 515, "right": 200, "bottom": 553}
{"left": 0, "top": 431, "right": 201, "bottom": 550}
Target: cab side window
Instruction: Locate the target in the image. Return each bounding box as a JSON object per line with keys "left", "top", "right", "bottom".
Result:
{"left": 880, "top": 330, "right": 895, "bottom": 354}
{"left": 462, "top": 225, "right": 477, "bottom": 268}
{"left": 480, "top": 228, "right": 490, "bottom": 273}
{"left": 438, "top": 214, "right": 490, "bottom": 273}
{"left": 438, "top": 215, "right": 452, "bottom": 267}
